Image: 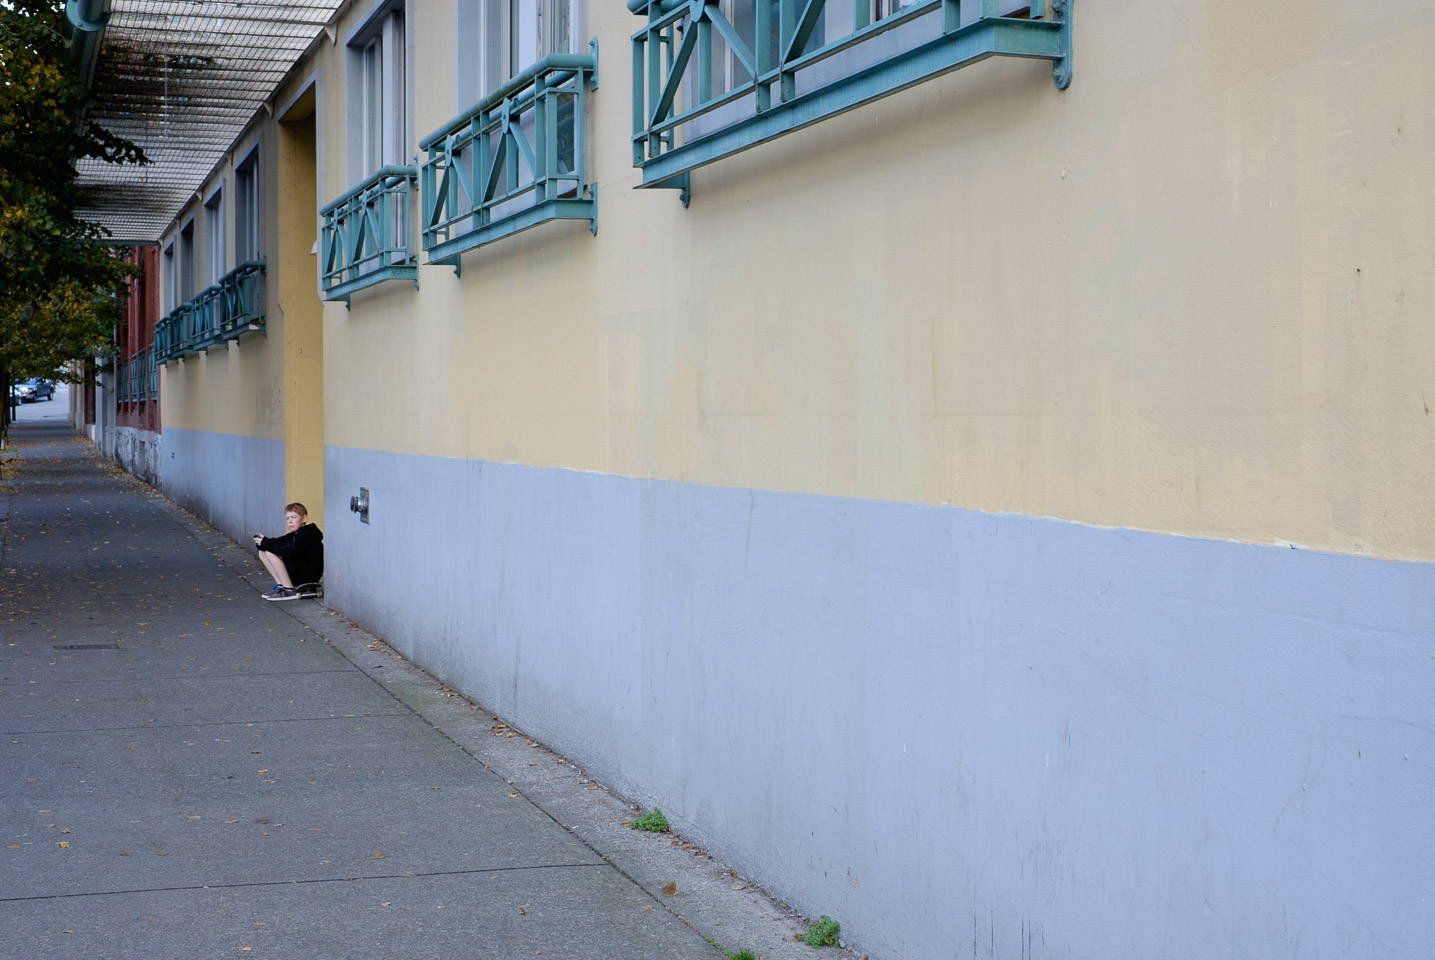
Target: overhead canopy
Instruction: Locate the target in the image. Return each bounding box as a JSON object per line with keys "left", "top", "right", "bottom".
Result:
{"left": 72, "top": 0, "right": 344, "bottom": 242}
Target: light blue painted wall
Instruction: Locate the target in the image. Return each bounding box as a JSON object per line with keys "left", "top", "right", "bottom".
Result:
{"left": 162, "top": 428, "right": 285, "bottom": 545}
{"left": 324, "top": 444, "right": 1435, "bottom": 960}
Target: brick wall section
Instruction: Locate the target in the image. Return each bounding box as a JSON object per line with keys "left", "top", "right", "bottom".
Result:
{"left": 115, "top": 246, "right": 160, "bottom": 432}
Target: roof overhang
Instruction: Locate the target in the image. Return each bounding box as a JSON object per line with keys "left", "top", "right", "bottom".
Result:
{"left": 72, "top": 0, "right": 344, "bottom": 242}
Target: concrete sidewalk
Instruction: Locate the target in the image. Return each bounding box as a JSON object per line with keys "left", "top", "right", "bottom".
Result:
{"left": 1, "top": 423, "right": 845, "bottom": 960}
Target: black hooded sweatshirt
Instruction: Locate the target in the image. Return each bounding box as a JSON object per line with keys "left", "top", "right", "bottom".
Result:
{"left": 258, "top": 524, "right": 324, "bottom": 585}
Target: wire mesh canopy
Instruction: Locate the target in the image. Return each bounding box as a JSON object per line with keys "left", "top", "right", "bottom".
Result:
{"left": 73, "top": 1, "right": 343, "bottom": 242}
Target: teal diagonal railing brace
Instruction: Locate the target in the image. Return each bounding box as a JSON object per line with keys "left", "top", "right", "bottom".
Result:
{"left": 419, "top": 42, "right": 598, "bottom": 272}
{"left": 154, "top": 260, "right": 266, "bottom": 363}
{"left": 630, "top": 0, "right": 1072, "bottom": 191}
{"left": 320, "top": 165, "right": 419, "bottom": 304}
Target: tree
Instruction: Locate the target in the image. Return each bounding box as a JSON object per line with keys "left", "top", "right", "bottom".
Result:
{"left": 0, "top": 0, "right": 145, "bottom": 425}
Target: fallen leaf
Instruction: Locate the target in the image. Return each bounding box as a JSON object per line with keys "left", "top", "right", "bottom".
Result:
{"left": 516, "top": 904, "right": 528, "bottom": 915}
{"left": 508, "top": 791, "right": 520, "bottom": 798}
{"left": 662, "top": 881, "right": 677, "bottom": 897}
{"left": 731, "top": 884, "right": 746, "bottom": 890}
{"left": 139, "top": 915, "right": 156, "bottom": 921}
{"left": 369, "top": 851, "right": 385, "bottom": 859}
{"left": 381, "top": 902, "right": 392, "bottom": 908}
{"left": 640, "top": 905, "right": 655, "bottom": 911}
{"left": 57, "top": 841, "right": 70, "bottom": 848}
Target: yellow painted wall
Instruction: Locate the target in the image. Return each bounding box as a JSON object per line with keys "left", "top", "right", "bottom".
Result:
{"left": 159, "top": 128, "right": 286, "bottom": 442}
{"left": 313, "top": 0, "right": 1434, "bottom": 562}
{"left": 158, "top": 93, "right": 327, "bottom": 527}
{"left": 277, "top": 109, "right": 326, "bottom": 528}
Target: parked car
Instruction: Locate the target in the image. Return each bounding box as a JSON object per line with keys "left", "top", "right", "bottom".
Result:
{"left": 12, "top": 379, "right": 55, "bottom": 403}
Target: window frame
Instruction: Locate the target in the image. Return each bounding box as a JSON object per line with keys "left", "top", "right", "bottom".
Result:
{"left": 457, "top": 0, "right": 579, "bottom": 106}
{"left": 203, "top": 182, "right": 226, "bottom": 287}
{"left": 235, "top": 143, "right": 262, "bottom": 264}
{"left": 162, "top": 241, "right": 176, "bottom": 315}
{"left": 178, "top": 218, "right": 197, "bottom": 304}
{"left": 345, "top": 0, "right": 409, "bottom": 185}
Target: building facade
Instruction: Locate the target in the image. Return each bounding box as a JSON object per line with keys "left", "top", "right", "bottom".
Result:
{"left": 98, "top": 2, "right": 1435, "bottom": 957}
{"left": 108, "top": 245, "right": 162, "bottom": 482}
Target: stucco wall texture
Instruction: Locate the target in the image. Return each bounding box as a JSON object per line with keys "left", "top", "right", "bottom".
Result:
{"left": 323, "top": 447, "right": 1434, "bottom": 960}
{"left": 313, "top": 0, "right": 1435, "bottom": 563}
{"left": 148, "top": 2, "right": 1435, "bottom": 959}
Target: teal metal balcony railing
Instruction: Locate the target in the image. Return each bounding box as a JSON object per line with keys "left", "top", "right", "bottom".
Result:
{"left": 320, "top": 165, "right": 418, "bottom": 303}
{"left": 630, "top": 0, "right": 1071, "bottom": 191}
{"left": 154, "top": 309, "right": 175, "bottom": 363}
{"left": 420, "top": 45, "right": 598, "bottom": 270}
{"left": 154, "top": 260, "right": 266, "bottom": 363}
{"left": 127, "top": 350, "right": 141, "bottom": 402}
{"left": 115, "top": 348, "right": 155, "bottom": 402}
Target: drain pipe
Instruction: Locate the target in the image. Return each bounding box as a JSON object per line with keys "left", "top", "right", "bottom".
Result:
{"left": 65, "top": 0, "right": 110, "bottom": 89}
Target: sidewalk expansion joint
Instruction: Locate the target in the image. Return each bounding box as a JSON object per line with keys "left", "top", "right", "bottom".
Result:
{"left": 0, "top": 862, "right": 610, "bottom": 904}
{"left": 3, "top": 713, "right": 415, "bottom": 736}
{"left": 0, "top": 668, "right": 360, "bottom": 686}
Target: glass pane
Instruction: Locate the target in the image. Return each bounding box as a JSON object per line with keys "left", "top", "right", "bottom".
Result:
{"left": 364, "top": 38, "right": 382, "bottom": 171}
{"left": 546, "top": 0, "right": 570, "bottom": 55}
{"left": 511, "top": 0, "right": 536, "bottom": 72}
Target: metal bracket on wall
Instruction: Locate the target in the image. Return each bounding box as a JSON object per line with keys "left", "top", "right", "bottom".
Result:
{"left": 648, "top": 172, "right": 690, "bottom": 208}
{"left": 349, "top": 487, "right": 370, "bottom": 524}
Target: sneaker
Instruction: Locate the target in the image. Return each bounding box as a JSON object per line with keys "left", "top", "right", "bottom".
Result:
{"left": 264, "top": 586, "right": 299, "bottom": 602}
{"left": 265, "top": 585, "right": 286, "bottom": 597}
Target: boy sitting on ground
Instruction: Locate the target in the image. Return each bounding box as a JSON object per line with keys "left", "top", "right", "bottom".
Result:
{"left": 254, "top": 502, "right": 324, "bottom": 601}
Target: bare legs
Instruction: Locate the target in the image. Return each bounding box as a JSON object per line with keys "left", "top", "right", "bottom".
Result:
{"left": 257, "top": 550, "right": 293, "bottom": 588}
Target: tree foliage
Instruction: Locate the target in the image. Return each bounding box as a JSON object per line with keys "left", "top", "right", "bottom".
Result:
{"left": 0, "top": 0, "right": 146, "bottom": 382}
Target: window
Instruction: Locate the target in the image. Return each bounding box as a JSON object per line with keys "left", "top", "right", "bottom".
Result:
{"left": 459, "top": 0, "right": 576, "bottom": 103}
{"left": 420, "top": 0, "right": 594, "bottom": 267}
{"left": 511, "top": 0, "right": 571, "bottom": 69}
{"left": 235, "top": 147, "right": 260, "bottom": 263}
{"left": 348, "top": 2, "right": 407, "bottom": 183}
{"left": 178, "top": 219, "right": 197, "bottom": 303}
{"left": 162, "top": 242, "right": 176, "bottom": 314}
{"left": 203, "top": 185, "right": 225, "bottom": 285}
